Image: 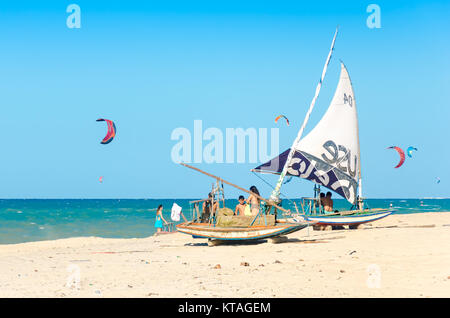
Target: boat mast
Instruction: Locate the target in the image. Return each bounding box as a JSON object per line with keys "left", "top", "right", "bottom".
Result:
{"left": 269, "top": 28, "right": 339, "bottom": 202}
{"left": 357, "top": 131, "right": 363, "bottom": 210}
{"left": 357, "top": 134, "right": 363, "bottom": 210}
{"left": 352, "top": 65, "right": 363, "bottom": 211}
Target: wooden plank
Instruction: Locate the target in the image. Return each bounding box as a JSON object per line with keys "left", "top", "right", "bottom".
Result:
{"left": 177, "top": 222, "right": 294, "bottom": 232}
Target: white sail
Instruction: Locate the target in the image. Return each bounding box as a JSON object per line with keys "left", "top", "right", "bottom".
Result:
{"left": 268, "top": 28, "right": 338, "bottom": 202}
{"left": 253, "top": 62, "right": 361, "bottom": 204}
{"left": 294, "top": 62, "right": 360, "bottom": 203}
{"left": 296, "top": 62, "right": 359, "bottom": 179}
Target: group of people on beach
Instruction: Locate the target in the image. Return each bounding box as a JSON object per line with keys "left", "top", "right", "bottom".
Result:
{"left": 155, "top": 186, "right": 335, "bottom": 233}
{"left": 154, "top": 185, "right": 262, "bottom": 233}
{"left": 201, "top": 185, "right": 261, "bottom": 220}
{"left": 234, "top": 186, "right": 261, "bottom": 216}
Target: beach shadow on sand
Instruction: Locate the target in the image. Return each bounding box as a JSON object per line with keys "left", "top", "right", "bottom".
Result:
{"left": 184, "top": 240, "right": 268, "bottom": 247}
{"left": 183, "top": 236, "right": 346, "bottom": 246}
{"left": 364, "top": 224, "right": 436, "bottom": 230}
{"left": 285, "top": 235, "right": 345, "bottom": 244}
{"left": 184, "top": 242, "right": 209, "bottom": 246}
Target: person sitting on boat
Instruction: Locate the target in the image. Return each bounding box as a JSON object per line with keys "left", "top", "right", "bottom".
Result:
{"left": 234, "top": 195, "right": 246, "bottom": 216}
{"left": 246, "top": 186, "right": 261, "bottom": 216}
{"left": 201, "top": 192, "right": 218, "bottom": 223}
{"left": 154, "top": 204, "right": 169, "bottom": 234}
{"left": 323, "top": 192, "right": 334, "bottom": 213}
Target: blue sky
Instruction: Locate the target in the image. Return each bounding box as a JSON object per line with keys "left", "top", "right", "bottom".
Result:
{"left": 0, "top": 1, "right": 448, "bottom": 199}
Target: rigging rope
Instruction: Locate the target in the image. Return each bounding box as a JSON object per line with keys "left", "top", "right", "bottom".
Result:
{"left": 251, "top": 171, "right": 300, "bottom": 214}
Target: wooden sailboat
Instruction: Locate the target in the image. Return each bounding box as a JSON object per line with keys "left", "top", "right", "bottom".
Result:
{"left": 176, "top": 163, "right": 313, "bottom": 243}
{"left": 252, "top": 28, "right": 392, "bottom": 228}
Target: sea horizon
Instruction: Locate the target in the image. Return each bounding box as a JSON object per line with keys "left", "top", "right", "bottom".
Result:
{"left": 0, "top": 198, "right": 448, "bottom": 245}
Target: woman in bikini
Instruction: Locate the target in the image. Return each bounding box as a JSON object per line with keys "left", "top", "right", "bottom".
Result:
{"left": 246, "top": 186, "right": 261, "bottom": 216}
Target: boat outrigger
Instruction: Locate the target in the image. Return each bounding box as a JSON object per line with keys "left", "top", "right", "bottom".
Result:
{"left": 252, "top": 28, "right": 393, "bottom": 229}
{"left": 291, "top": 186, "right": 392, "bottom": 229}
{"left": 176, "top": 163, "right": 313, "bottom": 244}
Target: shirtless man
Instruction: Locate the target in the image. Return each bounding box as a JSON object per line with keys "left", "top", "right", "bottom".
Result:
{"left": 201, "top": 192, "right": 218, "bottom": 222}
{"left": 319, "top": 192, "right": 326, "bottom": 211}
{"left": 234, "top": 195, "right": 246, "bottom": 216}
{"left": 323, "top": 192, "right": 334, "bottom": 212}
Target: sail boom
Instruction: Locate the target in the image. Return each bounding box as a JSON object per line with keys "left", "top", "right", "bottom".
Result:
{"left": 250, "top": 170, "right": 283, "bottom": 176}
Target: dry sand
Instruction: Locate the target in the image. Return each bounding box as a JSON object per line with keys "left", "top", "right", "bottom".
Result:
{"left": 0, "top": 212, "right": 449, "bottom": 298}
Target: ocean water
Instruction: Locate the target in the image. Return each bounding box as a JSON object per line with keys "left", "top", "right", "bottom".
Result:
{"left": 0, "top": 198, "right": 448, "bottom": 245}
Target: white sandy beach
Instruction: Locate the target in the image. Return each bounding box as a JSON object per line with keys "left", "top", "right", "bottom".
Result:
{"left": 0, "top": 212, "right": 449, "bottom": 298}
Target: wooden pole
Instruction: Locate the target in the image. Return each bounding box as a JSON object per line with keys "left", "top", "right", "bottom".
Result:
{"left": 293, "top": 202, "right": 299, "bottom": 214}
{"left": 180, "top": 163, "right": 292, "bottom": 215}
{"left": 211, "top": 183, "right": 215, "bottom": 224}
{"left": 221, "top": 181, "right": 225, "bottom": 208}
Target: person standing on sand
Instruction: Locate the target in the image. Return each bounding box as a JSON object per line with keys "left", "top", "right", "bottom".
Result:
{"left": 154, "top": 204, "right": 169, "bottom": 234}
{"left": 246, "top": 186, "right": 261, "bottom": 216}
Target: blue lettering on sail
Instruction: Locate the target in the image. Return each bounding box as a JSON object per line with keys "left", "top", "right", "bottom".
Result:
{"left": 253, "top": 148, "right": 358, "bottom": 204}
{"left": 315, "top": 170, "right": 329, "bottom": 185}
{"left": 321, "top": 140, "right": 357, "bottom": 178}
{"left": 287, "top": 158, "right": 301, "bottom": 176}
{"left": 331, "top": 179, "right": 355, "bottom": 204}
{"left": 300, "top": 159, "right": 315, "bottom": 179}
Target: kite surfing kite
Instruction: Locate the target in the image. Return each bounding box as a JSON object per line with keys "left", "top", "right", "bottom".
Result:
{"left": 96, "top": 118, "right": 116, "bottom": 144}
{"left": 275, "top": 115, "right": 290, "bottom": 126}
{"left": 387, "top": 146, "right": 405, "bottom": 168}
{"left": 407, "top": 146, "right": 418, "bottom": 158}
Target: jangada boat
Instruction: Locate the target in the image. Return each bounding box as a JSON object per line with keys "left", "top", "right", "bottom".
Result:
{"left": 252, "top": 28, "right": 393, "bottom": 229}
{"left": 176, "top": 163, "right": 313, "bottom": 244}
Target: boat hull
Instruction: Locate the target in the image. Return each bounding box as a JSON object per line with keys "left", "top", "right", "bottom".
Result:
{"left": 303, "top": 210, "right": 392, "bottom": 226}
{"left": 176, "top": 222, "right": 310, "bottom": 241}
